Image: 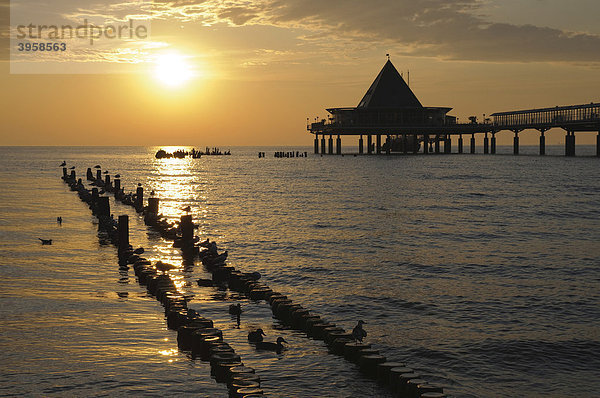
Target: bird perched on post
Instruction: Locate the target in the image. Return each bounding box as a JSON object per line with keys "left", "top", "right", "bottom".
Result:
{"left": 352, "top": 320, "right": 367, "bottom": 343}
{"left": 60, "top": 161, "right": 66, "bottom": 167}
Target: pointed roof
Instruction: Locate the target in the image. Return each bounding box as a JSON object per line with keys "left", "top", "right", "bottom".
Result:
{"left": 357, "top": 60, "right": 422, "bottom": 109}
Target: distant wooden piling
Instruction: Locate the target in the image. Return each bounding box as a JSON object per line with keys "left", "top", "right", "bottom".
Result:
{"left": 96, "top": 169, "right": 102, "bottom": 181}
{"left": 148, "top": 197, "right": 159, "bottom": 215}
{"left": 135, "top": 186, "right": 143, "bottom": 212}
{"left": 180, "top": 215, "right": 194, "bottom": 242}
{"left": 97, "top": 197, "right": 110, "bottom": 219}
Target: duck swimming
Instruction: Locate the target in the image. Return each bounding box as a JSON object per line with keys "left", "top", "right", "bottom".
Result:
{"left": 229, "top": 303, "right": 242, "bottom": 315}
{"left": 248, "top": 328, "right": 266, "bottom": 343}
{"left": 155, "top": 260, "right": 177, "bottom": 273}
{"left": 256, "top": 337, "right": 288, "bottom": 352}
{"left": 352, "top": 320, "right": 367, "bottom": 342}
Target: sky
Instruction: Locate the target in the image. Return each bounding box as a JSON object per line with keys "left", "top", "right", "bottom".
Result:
{"left": 1, "top": 0, "right": 600, "bottom": 146}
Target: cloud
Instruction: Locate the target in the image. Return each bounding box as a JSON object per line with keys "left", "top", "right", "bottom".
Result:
{"left": 149, "top": 0, "right": 600, "bottom": 63}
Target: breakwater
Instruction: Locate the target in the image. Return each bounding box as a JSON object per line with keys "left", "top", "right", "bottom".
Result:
{"left": 60, "top": 165, "right": 447, "bottom": 398}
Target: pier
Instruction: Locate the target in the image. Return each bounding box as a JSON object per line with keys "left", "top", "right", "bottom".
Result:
{"left": 308, "top": 60, "right": 600, "bottom": 157}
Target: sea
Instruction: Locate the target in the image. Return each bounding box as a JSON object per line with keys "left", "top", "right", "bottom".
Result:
{"left": 1, "top": 145, "right": 599, "bottom": 398}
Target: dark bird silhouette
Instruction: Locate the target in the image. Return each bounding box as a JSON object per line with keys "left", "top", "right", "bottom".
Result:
{"left": 57, "top": 217, "right": 62, "bottom": 225}
{"left": 115, "top": 174, "right": 120, "bottom": 178}
{"left": 137, "top": 183, "right": 142, "bottom": 187}
{"left": 103, "top": 170, "right": 109, "bottom": 174}
{"left": 352, "top": 320, "right": 367, "bottom": 342}
{"left": 69, "top": 166, "right": 76, "bottom": 170}
{"left": 154, "top": 260, "right": 177, "bottom": 274}
{"left": 38, "top": 238, "right": 52, "bottom": 245}
{"left": 182, "top": 206, "right": 191, "bottom": 213}
{"left": 248, "top": 328, "right": 266, "bottom": 343}
{"left": 150, "top": 190, "right": 155, "bottom": 196}
{"left": 60, "top": 161, "right": 66, "bottom": 167}
{"left": 229, "top": 303, "right": 242, "bottom": 315}
{"left": 256, "top": 337, "right": 288, "bottom": 352}
{"left": 94, "top": 165, "right": 101, "bottom": 168}
{"left": 133, "top": 247, "right": 145, "bottom": 255}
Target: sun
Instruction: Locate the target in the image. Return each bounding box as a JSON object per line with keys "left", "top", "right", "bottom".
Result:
{"left": 154, "top": 52, "right": 194, "bottom": 87}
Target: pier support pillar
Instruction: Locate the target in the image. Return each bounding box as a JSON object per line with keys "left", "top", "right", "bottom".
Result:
{"left": 597, "top": 132, "right": 600, "bottom": 157}
{"left": 458, "top": 135, "right": 463, "bottom": 154}
{"left": 367, "top": 135, "right": 373, "bottom": 154}
{"left": 314, "top": 135, "right": 319, "bottom": 154}
{"left": 118, "top": 215, "right": 129, "bottom": 253}
{"left": 376, "top": 135, "right": 381, "bottom": 154}
{"left": 513, "top": 132, "right": 520, "bottom": 155}
{"left": 444, "top": 136, "right": 451, "bottom": 154}
{"left": 470, "top": 134, "right": 476, "bottom": 154}
{"left": 359, "top": 135, "right": 364, "bottom": 154}
{"left": 434, "top": 135, "right": 440, "bottom": 154}
{"left": 321, "top": 136, "right": 326, "bottom": 155}
{"left": 540, "top": 131, "right": 546, "bottom": 156}
{"left": 423, "top": 135, "right": 429, "bottom": 154}
{"left": 413, "top": 135, "right": 419, "bottom": 154}
{"left": 328, "top": 135, "right": 334, "bottom": 155}
{"left": 491, "top": 133, "right": 496, "bottom": 154}
{"left": 336, "top": 135, "right": 342, "bottom": 155}
{"left": 403, "top": 135, "right": 408, "bottom": 154}
{"left": 385, "top": 136, "right": 391, "bottom": 155}
{"left": 565, "top": 131, "right": 575, "bottom": 157}
{"left": 483, "top": 133, "right": 489, "bottom": 154}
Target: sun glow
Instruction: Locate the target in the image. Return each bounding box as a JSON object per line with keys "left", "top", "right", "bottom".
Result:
{"left": 154, "top": 52, "right": 194, "bottom": 87}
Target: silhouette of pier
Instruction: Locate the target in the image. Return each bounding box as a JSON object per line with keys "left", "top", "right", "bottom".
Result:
{"left": 308, "top": 60, "right": 600, "bottom": 157}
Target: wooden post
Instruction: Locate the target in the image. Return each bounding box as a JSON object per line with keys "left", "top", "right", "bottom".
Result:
{"left": 403, "top": 135, "right": 408, "bottom": 154}
{"left": 70, "top": 170, "right": 76, "bottom": 180}
{"left": 359, "top": 135, "right": 364, "bottom": 154}
{"left": 135, "top": 186, "right": 144, "bottom": 211}
{"left": 434, "top": 135, "right": 440, "bottom": 153}
{"left": 97, "top": 196, "right": 110, "bottom": 218}
{"left": 413, "top": 134, "right": 418, "bottom": 154}
{"left": 540, "top": 131, "right": 546, "bottom": 156}
{"left": 87, "top": 168, "right": 94, "bottom": 180}
{"left": 491, "top": 133, "right": 496, "bottom": 154}
{"left": 423, "top": 135, "right": 429, "bottom": 154}
{"left": 470, "top": 134, "right": 476, "bottom": 154}
{"left": 104, "top": 174, "right": 110, "bottom": 188}
{"left": 118, "top": 215, "right": 129, "bottom": 252}
{"left": 367, "top": 135, "right": 373, "bottom": 154}
{"left": 96, "top": 169, "right": 102, "bottom": 181}
{"left": 513, "top": 131, "right": 519, "bottom": 155}
{"left": 321, "top": 136, "right": 326, "bottom": 154}
{"left": 147, "top": 197, "right": 159, "bottom": 215}
{"left": 62, "top": 167, "right": 67, "bottom": 178}
{"left": 314, "top": 135, "right": 319, "bottom": 154}
{"left": 444, "top": 136, "right": 451, "bottom": 154}
{"left": 596, "top": 132, "right": 600, "bottom": 157}
{"left": 180, "top": 215, "right": 194, "bottom": 242}
{"left": 336, "top": 135, "right": 342, "bottom": 155}
{"left": 376, "top": 135, "right": 381, "bottom": 154}
{"left": 114, "top": 178, "right": 121, "bottom": 193}
{"left": 458, "top": 135, "right": 463, "bottom": 154}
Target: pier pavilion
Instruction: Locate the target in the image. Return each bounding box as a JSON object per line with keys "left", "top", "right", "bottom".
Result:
{"left": 308, "top": 60, "right": 600, "bottom": 157}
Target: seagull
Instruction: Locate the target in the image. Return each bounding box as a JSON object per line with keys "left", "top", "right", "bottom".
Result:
{"left": 137, "top": 183, "right": 142, "bottom": 187}
{"left": 103, "top": 170, "right": 109, "bottom": 174}
{"left": 352, "top": 320, "right": 367, "bottom": 343}
{"left": 229, "top": 303, "right": 242, "bottom": 315}
{"left": 94, "top": 165, "right": 101, "bottom": 169}
{"left": 69, "top": 166, "right": 76, "bottom": 170}
{"left": 182, "top": 206, "right": 191, "bottom": 213}
{"left": 133, "top": 247, "right": 145, "bottom": 255}
{"left": 150, "top": 190, "right": 155, "bottom": 196}
{"left": 248, "top": 328, "right": 266, "bottom": 343}
{"left": 38, "top": 238, "right": 53, "bottom": 245}
{"left": 115, "top": 174, "right": 120, "bottom": 178}
{"left": 57, "top": 217, "right": 62, "bottom": 224}
{"left": 60, "top": 161, "right": 66, "bottom": 167}
{"left": 256, "top": 337, "right": 288, "bottom": 352}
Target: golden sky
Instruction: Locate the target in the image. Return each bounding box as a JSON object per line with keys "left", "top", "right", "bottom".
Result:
{"left": 1, "top": 0, "right": 600, "bottom": 146}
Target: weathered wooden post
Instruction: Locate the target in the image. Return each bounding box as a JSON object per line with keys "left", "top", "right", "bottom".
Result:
{"left": 491, "top": 132, "right": 496, "bottom": 154}
{"left": 62, "top": 167, "right": 68, "bottom": 179}
{"left": 104, "top": 174, "right": 111, "bottom": 188}
{"left": 423, "top": 135, "right": 429, "bottom": 154}
{"left": 434, "top": 135, "right": 440, "bottom": 154}
{"left": 328, "top": 135, "right": 334, "bottom": 155}
{"left": 118, "top": 215, "right": 129, "bottom": 252}
{"left": 358, "top": 135, "right": 364, "bottom": 154}
{"left": 147, "top": 197, "right": 160, "bottom": 215}
{"left": 314, "top": 134, "right": 319, "bottom": 154}
{"left": 114, "top": 178, "right": 121, "bottom": 193}
{"left": 336, "top": 135, "right": 342, "bottom": 155}
{"left": 470, "top": 134, "right": 476, "bottom": 154}
{"left": 513, "top": 130, "right": 520, "bottom": 155}
{"left": 539, "top": 130, "right": 546, "bottom": 156}
{"left": 180, "top": 215, "right": 194, "bottom": 242}
{"left": 444, "top": 136, "right": 451, "bottom": 154}
{"left": 321, "top": 136, "right": 326, "bottom": 155}
{"left": 597, "top": 131, "right": 600, "bottom": 157}
{"left": 70, "top": 170, "right": 76, "bottom": 180}
{"left": 458, "top": 134, "right": 463, "bottom": 154}
{"left": 97, "top": 196, "right": 110, "bottom": 219}
{"left": 96, "top": 169, "right": 102, "bottom": 181}
{"left": 376, "top": 135, "right": 382, "bottom": 154}
{"left": 87, "top": 168, "right": 94, "bottom": 180}
{"left": 135, "top": 185, "right": 144, "bottom": 212}
{"left": 367, "top": 135, "right": 373, "bottom": 154}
